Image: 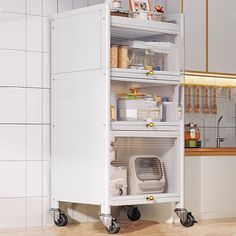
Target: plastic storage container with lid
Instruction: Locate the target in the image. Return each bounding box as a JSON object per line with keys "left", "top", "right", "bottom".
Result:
{"left": 117, "top": 98, "right": 162, "bottom": 122}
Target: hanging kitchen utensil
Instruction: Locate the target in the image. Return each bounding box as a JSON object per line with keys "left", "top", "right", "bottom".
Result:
{"left": 186, "top": 85, "right": 192, "bottom": 113}
{"left": 229, "top": 87, "right": 231, "bottom": 100}
{"left": 194, "top": 86, "right": 201, "bottom": 113}
{"left": 203, "top": 86, "right": 209, "bottom": 113}
{"left": 211, "top": 87, "right": 217, "bottom": 114}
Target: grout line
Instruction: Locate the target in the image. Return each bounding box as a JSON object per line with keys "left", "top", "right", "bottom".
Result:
{"left": 41, "top": 0, "right": 44, "bottom": 226}
{"left": 0, "top": 123, "right": 50, "bottom": 125}
{"left": 0, "top": 48, "right": 49, "bottom": 54}
{"left": 0, "top": 160, "right": 51, "bottom": 162}
{"left": 25, "top": 0, "right": 28, "bottom": 229}
{"left": 0, "top": 86, "right": 50, "bottom": 89}
{"left": 0, "top": 10, "right": 52, "bottom": 17}
{"left": 0, "top": 196, "right": 42, "bottom": 199}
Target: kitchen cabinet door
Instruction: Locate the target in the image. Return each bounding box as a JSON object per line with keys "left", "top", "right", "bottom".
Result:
{"left": 184, "top": 0, "right": 206, "bottom": 72}
{"left": 208, "top": 0, "right": 236, "bottom": 74}
{"left": 185, "top": 156, "right": 236, "bottom": 219}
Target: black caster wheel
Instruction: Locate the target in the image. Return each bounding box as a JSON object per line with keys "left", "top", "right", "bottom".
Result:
{"left": 54, "top": 211, "right": 68, "bottom": 227}
{"left": 180, "top": 214, "right": 196, "bottom": 227}
{"left": 107, "top": 219, "right": 120, "bottom": 234}
{"left": 127, "top": 207, "right": 141, "bottom": 221}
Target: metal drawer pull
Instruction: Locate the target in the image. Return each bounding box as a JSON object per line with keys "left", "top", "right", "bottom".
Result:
{"left": 146, "top": 196, "right": 155, "bottom": 201}
{"left": 146, "top": 122, "right": 155, "bottom": 128}
{"left": 146, "top": 70, "right": 155, "bottom": 76}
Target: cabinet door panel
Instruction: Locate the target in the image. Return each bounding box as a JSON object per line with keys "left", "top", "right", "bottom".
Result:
{"left": 184, "top": 0, "right": 206, "bottom": 71}
{"left": 208, "top": 0, "right": 236, "bottom": 74}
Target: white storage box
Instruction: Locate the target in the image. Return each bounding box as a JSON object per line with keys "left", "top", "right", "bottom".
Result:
{"left": 110, "top": 166, "right": 128, "bottom": 196}
{"left": 128, "top": 155, "right": 165, "bottom": 195}
{"left": 163, "top": 101, "right": 177, "bottom": 122}
{"left": 117, "top": 99, "right": 162, "bottom": 121}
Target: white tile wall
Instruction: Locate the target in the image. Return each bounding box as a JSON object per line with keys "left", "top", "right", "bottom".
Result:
{"left": 42, "top": 161, "right": 50, "bottom": 196}
{"left": 0, "top": 126, "right": 26, "bottom": 160}
{"left": 0, "top": 13, "right": 26, "bottom": 50}
{"left": 0, "top": 88, "right": 25, "bottom": 123}
{"left": 0, "top": 0, "right": 55, "bottom": 230}
{"left": 42, "top": 197, "right": 54, "bottom": 226}
{"left": 27, "top": 15, "right": 42, "bottom": 52}
{"left": 26, "top": 197, "right": 42, "bottom": 227}
{"left": 26, "top": 89, "right": 42, "bottom": 123}
{"left": 42, "top": 125, "right": 50, "bottom": 160}
{"left": 26, "top": 161, "right": 42, "bottom": 197}
{"left": 42, "top": 0, "right": 57, "bottom": 17}
{"left": 0, "top": 50, "right": 26, "bottom": 86}
{"left": 0, "top": 161, "right": 25, "bottom": 198}
{"left": 43, "top": 89, "right": 50, "bottom": 123}
{"left": 0, "top": 198, "right": 26, "bottom": 229}
{"left": 43, "top": 53, "right": 50, "bottom": 87}
{"left": 42, "top": 18, "right": 50, "bottom": 52}
{"left": 27, "top": 125, "right": 42, "bottom": 160}
{"left": 0, "top": 0, "right": 26, "bottom": 14}
{"left": 27, "top": 0, "right": 42, "bottom": 15}
{"left": 27, "top": 52, "right": 42, "bottom": 87}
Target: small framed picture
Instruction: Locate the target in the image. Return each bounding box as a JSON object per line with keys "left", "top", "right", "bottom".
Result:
{"left": 129, "top": 0, "right": 151, "bottom": 12}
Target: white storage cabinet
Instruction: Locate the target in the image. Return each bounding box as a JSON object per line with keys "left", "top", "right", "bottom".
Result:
{"left": 51, "top": 3, "right": 196, "bottom": 233}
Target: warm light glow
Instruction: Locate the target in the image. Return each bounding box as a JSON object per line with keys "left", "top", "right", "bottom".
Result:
{"left": 182, "top": 75, "right": 236, "bottom": 88}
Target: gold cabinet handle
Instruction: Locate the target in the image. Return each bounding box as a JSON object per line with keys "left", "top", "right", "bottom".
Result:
{"left": 146, "top": 196, "right": 155, "bottom": 201}
{"left": 146, "top": 122, "right": 155, "bottom": 128}
{"left": 146, "top": 70, "right": 155, "bottom": 76}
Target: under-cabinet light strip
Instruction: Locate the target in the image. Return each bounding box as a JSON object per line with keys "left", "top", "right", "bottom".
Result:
{"left": 181, "top": 75, "right": 236, "bottom": 88}
{"left": 185, "top": 71, "right": 236, "bottom": 79}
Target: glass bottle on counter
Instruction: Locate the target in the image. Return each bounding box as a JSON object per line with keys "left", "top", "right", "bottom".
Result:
{"left": 185, "top": 123, "right": 200, "bottom": 141}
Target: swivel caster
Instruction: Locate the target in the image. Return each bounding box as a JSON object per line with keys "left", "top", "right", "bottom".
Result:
{"left": 100, "top": 214, "right": 120, "bottom": 234}
{"left": 174, "top": 208, "right": 197, "bottom": 228}
{"left": 53, "top": 209, "right": 68, "bottom": 227}
{"left": 107, "top": 219, "right": 120, "bottom": 234}
{"left": 127, "top": 206, "right": 141, "bottom": 221}
{"left": 180, "top": 214, "right": 196, "bottom": 227}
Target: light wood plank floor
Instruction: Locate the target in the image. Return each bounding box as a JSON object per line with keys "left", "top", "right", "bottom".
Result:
{"left": 1, "top": 220, "right": 236, "bottom": 236}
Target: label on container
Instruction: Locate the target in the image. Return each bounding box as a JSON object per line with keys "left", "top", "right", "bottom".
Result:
{"left": 190, "top": 128, "right": 196, "bottom": 139}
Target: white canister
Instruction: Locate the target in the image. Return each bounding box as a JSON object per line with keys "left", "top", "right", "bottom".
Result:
{"left": 163, "top": 102, "right": 177, "bottom": 122}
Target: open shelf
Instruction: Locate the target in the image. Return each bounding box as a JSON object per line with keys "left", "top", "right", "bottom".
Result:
{"left": 111, "top": 16, "right": 181, "bottom": 39}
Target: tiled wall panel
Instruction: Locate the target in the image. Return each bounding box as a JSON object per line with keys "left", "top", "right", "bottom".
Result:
{"left": 0, "top": 0, "right": 58, "bottom": 230}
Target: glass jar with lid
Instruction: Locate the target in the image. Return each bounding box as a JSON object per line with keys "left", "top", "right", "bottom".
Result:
{"left": 185, "top": 123, "right": 200, "bottom": 141}
{"left": 112, "top": 0, "right": 122, "bottom": 9}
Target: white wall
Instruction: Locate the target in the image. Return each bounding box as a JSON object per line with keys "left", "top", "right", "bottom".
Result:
{"left": 0, "top": 0, "right": 63, "bottom": 229}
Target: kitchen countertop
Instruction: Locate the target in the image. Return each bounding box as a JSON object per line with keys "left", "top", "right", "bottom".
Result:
{"left": 185, "top": 148, "right": 236, "bottom": 156}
